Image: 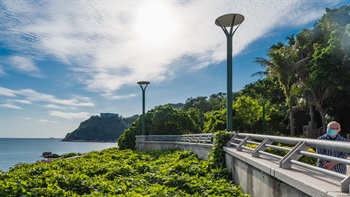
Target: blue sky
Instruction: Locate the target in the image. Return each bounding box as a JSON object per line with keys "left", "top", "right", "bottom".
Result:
{"left": 1, "top": 0, "right": 348, "bottom": 138}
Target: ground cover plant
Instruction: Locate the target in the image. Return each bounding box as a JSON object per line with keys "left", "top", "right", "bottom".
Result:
{"left": 0, "top": 148, "right": 249, "bottom": 196}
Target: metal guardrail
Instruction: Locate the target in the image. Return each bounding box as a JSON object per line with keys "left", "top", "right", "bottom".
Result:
{"left": 145, "top": 134, "right": 214, "bottom": 144}
{"left": 229, "top": 132, "right": 350, "bottom": 193}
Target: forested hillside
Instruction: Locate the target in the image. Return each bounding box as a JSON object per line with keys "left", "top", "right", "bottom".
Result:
{"left": 62, "top": 114, "right": 138, "bottom": 142}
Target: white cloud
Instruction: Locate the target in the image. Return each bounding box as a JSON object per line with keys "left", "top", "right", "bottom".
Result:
{"left": 0, "top": 103, "right": 22, "bottom": 109}
{"left": 0, "top": 65, "right": 7, "bottom": 77}
{"left": 0, "top": 87, "right": 95, "bottom": 110}
{"left": 43, "top": 104, "right": 77, "bottom": 110}
{"left": 101, "top": 92, "right": 136, "bottom": 100}
{"left": 0, "top": 87, "right": 17, "bottom": 97}
{"left": 39, "top": 119, "right": 57, "bottom": 123}
{"left": 48, "top": 110, "right": 90, "bottom": 119}
{"left": 11, "top": 99, "right": 32, "bottom": 104}
{"left": 8, "top": 56, "right": 44, "bottom": 78}
{"left": 0, "top": 0, "right": 346, "bottom": 93}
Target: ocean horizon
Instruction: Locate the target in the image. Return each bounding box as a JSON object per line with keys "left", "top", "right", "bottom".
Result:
{"left": 0, "top": 138, "right": 119, "bottom": 172}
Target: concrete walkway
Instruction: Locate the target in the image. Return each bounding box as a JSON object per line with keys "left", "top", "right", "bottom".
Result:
{"left": 224, "top": 147, "right": 350, "bottom": 197}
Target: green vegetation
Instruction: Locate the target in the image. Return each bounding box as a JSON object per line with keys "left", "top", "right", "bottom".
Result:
{"left": 118, "top": 105, "right": 198, "bottom": 150}
{"left": 60, "top": 152, "right": 82, "bottom": 159}
{"left": 0, "top": 148, "right": 249, "bottom": 197}
{"left": 252, "top": 5, "right": 350, "bottom": 135}
{"left": 208, "top": 131, "right": 232, "bottom": 169}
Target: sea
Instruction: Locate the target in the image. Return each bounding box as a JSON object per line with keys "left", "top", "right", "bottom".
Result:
{"left": 0, "top": 138, "right": 119, "bottom": 172}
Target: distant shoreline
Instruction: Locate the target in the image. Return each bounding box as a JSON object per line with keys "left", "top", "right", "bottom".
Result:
{"left": 0, "top": 138, "right": 116, "bottom": 143}
{"left": 0, "top": 138, "right": 119, "bottom": 172}
{"left": 0, "top": 137, "right": 64, "bottom": 139}
{"left": 61, "top": 139, "right": 117, "bottom": 143}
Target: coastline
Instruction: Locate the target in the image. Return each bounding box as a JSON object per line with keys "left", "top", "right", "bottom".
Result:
{"left": 0, "top": 138, "right": 119, "bottom": 172}
{"left": 61, "top": 139, "right": 117, "bottom": 143}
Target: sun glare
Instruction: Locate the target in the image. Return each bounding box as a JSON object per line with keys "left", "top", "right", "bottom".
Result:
{"left": 133, "top": 3, "right": 179, "bottom": 49}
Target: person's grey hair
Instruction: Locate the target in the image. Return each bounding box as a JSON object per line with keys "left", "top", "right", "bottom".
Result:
{"left": 327, "top": 121, "right": 341, "bottom": 128}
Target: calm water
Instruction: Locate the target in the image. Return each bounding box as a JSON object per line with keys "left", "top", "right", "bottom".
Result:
{"left": 0, "top": 138, "right": 119, "bottom": 172}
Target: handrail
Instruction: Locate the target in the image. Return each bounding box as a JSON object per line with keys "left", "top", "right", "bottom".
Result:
{"left": 144, "top": 134, "right": 214, "bottom": 144}
{"left": 236, "top": 133, "right": 350, "bottom": 152}
{"left": 229, "top": 132, "right": 350, "bottom": 193}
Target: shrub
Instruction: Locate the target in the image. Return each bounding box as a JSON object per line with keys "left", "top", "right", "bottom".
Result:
{"left": 60, "top": 152, "right": 81, "bottom": 158}
{"left": 208, "top": 130, "right": 231, "bottom": 169}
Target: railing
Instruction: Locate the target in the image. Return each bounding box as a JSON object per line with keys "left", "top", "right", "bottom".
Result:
{"left": 145, "top": 134, "right": 214, "bottom": 144}
{"left": 229, "top": 132, "right": 350, "bottom": 193}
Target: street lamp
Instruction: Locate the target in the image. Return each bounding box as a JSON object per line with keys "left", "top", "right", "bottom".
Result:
{"left": 215, "top": 13, "right": 244, "bottom": 132}
{"left": 137, "top": 81, "right": 150, "bottom": 136}
{"left": 197, "top": 96, "right": 207, "bottom": 133}
{"left": 258, "top": 98, "right": 267, "bottom": 134}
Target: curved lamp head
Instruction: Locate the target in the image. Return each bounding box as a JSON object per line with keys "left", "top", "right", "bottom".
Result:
{"left": 215, "top": 13, "right": 245, "bottom": 27}
{"left": 137, "top": 81, "right": 150, "bottom": 85}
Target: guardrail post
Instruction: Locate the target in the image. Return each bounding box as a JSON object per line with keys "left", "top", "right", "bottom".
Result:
{"left": 279, "top": 141, "right": 310, "bottom": 169}
{"left": 227, "top": 132, "right": 237, "bottom": 147}
{"left": 341, "top": 175, "right": 350, "bottom": 193}
{"left": 252, "top": 138, "right": 272, "bottom": 158}
{"left": 236, "top": 136, "right": 250, "bottom": 151}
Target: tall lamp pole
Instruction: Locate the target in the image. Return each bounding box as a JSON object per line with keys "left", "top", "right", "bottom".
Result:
{"left": 137, "top": 81, "right": 150, "bottom": 136}
{"left": 215, "top": 13, "right": 244, "bottom": 132}
{"left": 259, "top": 98, "right": 267, "bottom": 134}
{"left": 197, "top": 96, "right": 207, "bottom": 133}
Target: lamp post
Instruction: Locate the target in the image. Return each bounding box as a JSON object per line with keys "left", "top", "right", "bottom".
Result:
{"left": 259, "top": 98, "right": 267, "bottom": 134}
{"left": 137, "top": 81, "right": 150, "bottom": 136}
{"left": 197, "top": 96, "right": 207, "bottom": 133}
{"left": 215, "top": 13, "right": 244, "bottom": 132}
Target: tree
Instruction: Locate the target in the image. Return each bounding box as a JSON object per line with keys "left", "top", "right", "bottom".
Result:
{"left": 240, "top": 78, "right": 288, "bottom": 134}
{"left": 202, "top": 109, "right": 226, "bottom": 133}
{"left": 295, "top": 5, "right": 350, "bottom": 132}
{"left": 241, "top": 78, "right": 286, "bottom": 105}
{"left": 232, "top": 96, "right": 262, "bottom": 133}
{"left": 118, "top": 105, "right": 198, "bottom": 149}
{"left": 254, "top": 43, "right": 307, "bottom": 136}
{"left": 208, "top": 92, "right": 226, "bottom": 111}
{"left": 148, "top": 106, "right": 198, "bottom": 135}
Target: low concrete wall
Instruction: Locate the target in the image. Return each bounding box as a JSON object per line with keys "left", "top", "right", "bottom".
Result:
{"left": 135, "top": 135, "right": 213, "bottom": 160}
{"left": 224, "top": 147, "right": 348, "bottom": 197}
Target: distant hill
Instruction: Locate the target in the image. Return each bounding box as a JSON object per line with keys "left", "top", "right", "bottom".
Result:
{"left": 62, "top": 114, "right": 139, "bottom": 142}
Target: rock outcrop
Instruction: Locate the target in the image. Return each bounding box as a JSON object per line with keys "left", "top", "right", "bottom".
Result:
{"left": 42, "top": 152, "right": 60, "bottom": 158}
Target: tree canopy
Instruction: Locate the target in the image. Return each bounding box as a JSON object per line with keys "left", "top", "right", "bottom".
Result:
{"left": 118, "top": 105, "right": 198, "bottom": 150}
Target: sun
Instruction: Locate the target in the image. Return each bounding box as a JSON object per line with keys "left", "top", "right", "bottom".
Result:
{"left": 133, "top": 3, "right": 179, "bottom": 49}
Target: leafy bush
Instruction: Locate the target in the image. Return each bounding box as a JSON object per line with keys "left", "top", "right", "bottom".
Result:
{"left": 117, "top": 120, "right": 139, "bottom": 150}
{"left": 60, "top": 152, "right": 82, "bottom": 158}
{"left": 208, "top": 130, "right": 231, "bottom": 169}
{"left": 0, "top": 148, "right": 249, "bottom": 197}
